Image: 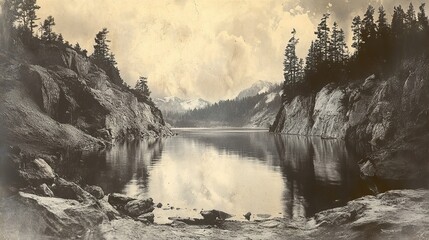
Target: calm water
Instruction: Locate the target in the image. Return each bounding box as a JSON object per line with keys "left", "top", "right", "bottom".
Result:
{"left": 79, "top": 129, "right": 369, "bottom": 223}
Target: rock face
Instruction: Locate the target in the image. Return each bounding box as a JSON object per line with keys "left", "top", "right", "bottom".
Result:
{"left": 0, "top": 44, "right": 171, "bottom": 153}
{"left": 271, "top": 59, "right": 429, "bottom": 182}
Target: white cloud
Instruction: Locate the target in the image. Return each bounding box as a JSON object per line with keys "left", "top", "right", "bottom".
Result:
{"left": 37, "top": 0, "right": 315, "bottom": 101}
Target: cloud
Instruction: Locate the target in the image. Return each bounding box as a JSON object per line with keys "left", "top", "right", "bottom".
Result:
{"left": 36, "top": 0, "right": 423, "bottom": 101}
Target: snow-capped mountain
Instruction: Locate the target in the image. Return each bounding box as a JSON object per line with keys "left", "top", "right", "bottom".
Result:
{"left": 154, "top": 96, "right": 211, "bottom": 114}
{"left": 235, "top": 80, "right": 275, "bottom": 100}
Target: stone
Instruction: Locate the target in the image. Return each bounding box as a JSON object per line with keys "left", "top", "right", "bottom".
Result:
{"left": 0, "top": 192, "right": 108, "bottom": 238}
{"left": 124, "top": 198, "right": 154, "bottom": 217}
{"left": 156, "top": 202, "right": 163, "bottom": 208}
{"left": 107, "top": 193, "right": 136, "bottom": 210}
{"left": 51, "top": 178, "right": 95, "bottom": 203}
{"left": 244, "top": 212, "right": 251, "bottom": 220}
{"left": 18, "top": 158, "right": 55, "bottom": 186}
{"left": 37, "top": 183, "right": 54, "bottom": 197}
{"left": 260, "top": 220, "right": 280, "bottom": 228}
{"left": 84, "top": 185, "right": 104, "bottom": 199}
{"left": 200, "top": 209, "right": 233, "bottom": 222}
{"left": 137, "top": 212, "right": 155, "bottom": 224}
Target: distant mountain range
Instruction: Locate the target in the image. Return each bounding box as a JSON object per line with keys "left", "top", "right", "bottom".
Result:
{"left": 154, "top": 96, "right": 211, "bottom": 114}
{"left": 235, "top": 80, "right": 275, "bottom": 100}
{"left": 157, "top": 81, "right": 282, "bottom": 128}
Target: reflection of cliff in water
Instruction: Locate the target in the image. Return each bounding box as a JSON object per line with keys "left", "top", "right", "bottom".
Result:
{"left": 274, "top": 135, "right": 370, "bottom": 220}
{"left": 81, "top": 138, "right": 165, "bottom": 196}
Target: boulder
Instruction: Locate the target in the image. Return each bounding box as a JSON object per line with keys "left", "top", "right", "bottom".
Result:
{"left": 51, "top": 178, "right": 96, "bottom": 203}
{"left": 107, "top": 193, "right": 136, "bottom": 210}
{"left": 244, "top": 212, "right": 251, "bottom": 220}
{"left": 18, "top": 158, "right": 55, "bottom": 185}
{"left": 124, "top": 198, "right": 154, "bottom": 217}
{"left": 200, "top": 209, "right": 233, "bottom": 223}
{"left": 37, "top": 183, "right": 54, "bottom": 197}
{"left": 156, "top": 202, "right": 163, "bottom": 208}
{"left": 0, "top": 192, "right": 107, "bottom": 238}
{"left": 137, "top": 212, "right": 155, "bottom": 224}
{"left": 84, "top": 185, "right": 104, "bottom": 199}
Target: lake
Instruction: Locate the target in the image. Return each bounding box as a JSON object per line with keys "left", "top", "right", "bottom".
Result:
{"left": 79, "top": 128, "right": 370, "bottom": 223}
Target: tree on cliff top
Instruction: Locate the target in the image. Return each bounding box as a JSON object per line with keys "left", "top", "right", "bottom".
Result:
{"left": 283, "top": 28, "right": 302, "bottom": 86}
{"left": 134, "top": 76, "right": 151, "bottom": 102}
{"left": 40, "top": 15, "right": 56, "bottom": 42}
{"left": 91, "top": 28, "right": 124, "bottom": 87}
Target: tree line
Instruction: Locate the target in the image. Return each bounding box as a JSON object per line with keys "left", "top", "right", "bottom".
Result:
{"left": 282, "top": 3, "right": 429, "bottom": 101}
{"left": 0, "top": 0, "right": 154, "bottom": 107}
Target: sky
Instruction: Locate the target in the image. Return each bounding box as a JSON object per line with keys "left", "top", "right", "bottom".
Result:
{"left": 35, "top": 0, "right": 425, "bottom": 101}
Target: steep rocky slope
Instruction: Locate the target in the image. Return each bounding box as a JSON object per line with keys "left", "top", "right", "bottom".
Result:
{"left": 271, "top": 58, "right": 429, "bottom": 183}
{"left": 0, "top": 44, "right": 171, "bottom": 152}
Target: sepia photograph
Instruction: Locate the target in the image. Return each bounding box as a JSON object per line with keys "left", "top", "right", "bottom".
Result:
{"left": 0, "top": 0, "right": 428, "bottom": 239}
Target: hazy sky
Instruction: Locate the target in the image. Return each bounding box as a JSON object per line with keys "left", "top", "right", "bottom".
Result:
{"left": 36, "top": 0, "right": 425, "bottom": 101}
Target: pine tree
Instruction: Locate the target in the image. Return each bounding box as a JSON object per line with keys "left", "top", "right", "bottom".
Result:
{"left": 351, "top": 16, "right": 362, "bottom": 53}
{"left": 314, "top": 13, "right": 330, "bottom": 61}
{"left": 12, "top": 0, "right": 40, "bottom": 36}
{"left": 283, "top": 28, "right": 300, "bottom": 85}
{"left": 92, "top": 28, "right": 111, "bottom": 64}
{"left": 361, "top": 5, "right": 377, "bottom": 46}
{"left": 391, "top": 5, "right": 406, "bottom": 40}
{"left": 405, "top": 3, "right": 417, "bottom": 31}
{"left": 337, "top": 29, "right": 348, "bottom": 64}
{"left": 297, "top": 58, "right": 304, "bottom": 80}
{"left": 135, "top": 76, "right": 151, "bottom": 101}
{"left": 377, "top": 6, "right": 389, "bottom": 39}
{"left": 40, "top": 15, "right": 55, "bottom": 41}
{"left": 23, "top": 0, "right": 40, "bottom": 36}
{"left": 57, "top": 33, "right": 64, "bottom": 43}
{"left": 74, "top": 43, "right": 81, "bottom": 52}
{"left": 305, "top": 41, "right": 317, "bottom": 73}
{"left": 418, "top": 3, "right": 429, "bottom": 31}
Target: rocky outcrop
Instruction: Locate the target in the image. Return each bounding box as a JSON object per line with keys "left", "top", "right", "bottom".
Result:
{"left": 0, "top": 44, "right": 171, "bottom": 154}
{"left": 271, "top": 59, "right": 429, "bottom": 182}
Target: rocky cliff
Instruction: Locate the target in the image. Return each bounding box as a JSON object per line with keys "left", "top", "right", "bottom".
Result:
{"left": 271, "top": 58, "right": 429, "bottom": 183}
{"left": 0, "top": 43, "right": 172, "bottom": 152}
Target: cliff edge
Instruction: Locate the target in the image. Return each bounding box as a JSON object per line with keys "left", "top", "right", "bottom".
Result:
{"left": 271, "top": 58, "right": 429, "bottom": 183}
{"left": 0, "top": 44, "right": 172, "bottom": 153}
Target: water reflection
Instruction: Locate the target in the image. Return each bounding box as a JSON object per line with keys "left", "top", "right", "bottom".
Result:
{"left": 81, "top": 129, "right": 368, "bottom": 222}
{"left": 275, "top": 135, "right": 369, "bottom": 220}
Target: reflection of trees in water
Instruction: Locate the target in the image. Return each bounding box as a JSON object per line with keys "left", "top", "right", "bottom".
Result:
{"left": 182, "top": 132, "right": 279, "bottom": 166}
{"left": 81, "top": 138, "right": 164, "bottom": 195}
{"left": 274, "top": 135, "right": 368, "bottom": 220}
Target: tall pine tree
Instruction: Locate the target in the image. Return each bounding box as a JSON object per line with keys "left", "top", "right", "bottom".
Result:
{"left": 314, "top": 13, "right": 331, "bottom": 61}
{"left": 351, "top": 16, "right": 362, "bottom": 53}
{"left": 283, "top": 29, "right": 300, "bottom": 86}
